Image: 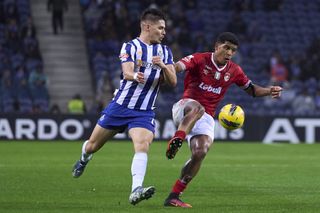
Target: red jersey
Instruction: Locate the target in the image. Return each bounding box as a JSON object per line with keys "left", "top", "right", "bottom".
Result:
{"left": 179, "top": 52, "right": 251, "bottom": 116}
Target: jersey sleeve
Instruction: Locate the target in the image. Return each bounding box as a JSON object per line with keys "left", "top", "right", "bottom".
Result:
{"left": 234, "top": 65, "right": 252, "bottom": 89}
{"left": 163, "top": 46, "right": 174, "bottom": 65}
{"left": 119, "top": 42, "right": 135, "bottom": 63}
{"left": 178, "top": 53, "right": 198, "bottom": 71}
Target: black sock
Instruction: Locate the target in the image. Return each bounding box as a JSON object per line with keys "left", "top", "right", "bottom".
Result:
{"left": 167, "top": 192, "right": 179, "bottom": 199}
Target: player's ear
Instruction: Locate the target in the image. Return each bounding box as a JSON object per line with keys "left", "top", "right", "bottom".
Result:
{"left": 141, "top": 21, "right": 150, "bottom": 31}
{"left": 214, "top": 42, "right": 219, "bottom": 51}
{"left": 146, "top": 21, "right": 152, "bottom": 31}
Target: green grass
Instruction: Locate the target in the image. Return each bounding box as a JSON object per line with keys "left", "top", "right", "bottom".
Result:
{"left": 0, "top": 141, "right": 320, "bottom": 213}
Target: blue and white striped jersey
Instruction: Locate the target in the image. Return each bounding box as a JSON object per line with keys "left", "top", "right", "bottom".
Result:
{"left": 114, "top": 38, "right": 174, "bottom": 111}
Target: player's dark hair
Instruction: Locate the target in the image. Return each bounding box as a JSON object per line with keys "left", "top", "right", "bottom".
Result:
{"left": 216, "top": 32, "right": 239, "bottom": 46}
{"left": 140, "top": 8, "right": 166, "bottom": 23}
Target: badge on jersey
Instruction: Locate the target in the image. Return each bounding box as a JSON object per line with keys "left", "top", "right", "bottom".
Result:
{"left": 157, "top": 49, "right": 163, "bottom": 57}
{"left": 214, "top": 71, "right": 221, "bottom": 80}
{"left": 137, "top": 50, "right": 142, "bottom": 58}
{"left": 224, "top": 72, "right": 231, "bottom": 82}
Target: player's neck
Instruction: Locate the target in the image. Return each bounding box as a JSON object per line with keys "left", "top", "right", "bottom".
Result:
{"left": 213, "top": 56, "right": 226, "bottom": 68}
{"left": 138, "top": 34, "right": 151, "bottom": 45}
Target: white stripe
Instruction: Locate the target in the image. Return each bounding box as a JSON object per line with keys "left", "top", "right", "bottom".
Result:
{"left": 138, "top": 46, "right": 158, "bottom": 109}
{"left": 149, "top": 78, "right": 161, "bottom": 110}
{"left": 132, "top": 39, "right": 142, "bottom": 61}
{"left": 241, "top": 80, "right": 252, "bottom": 90}
{"left": 116, "top": 80, "right": 133, "bottom": 105}
{"left": 167, "top": 46, "right": 171, "bottom": 64}
{"left": 130, "top": 43, "right": 136, "bottom": 61}
{"left": 115, "top": 39, "right": 167, "bottom": 110}
{"left": 127, "top": 43, "right": 153, "bottom": 108}
{"left": 120, "top": 43, "right": 135, "bottom": 62}
{"left": 120, "top": 43, "right": 126, "bottom": 54}
{"left": 140, "top": 70, "right": 161, "bottom": 110}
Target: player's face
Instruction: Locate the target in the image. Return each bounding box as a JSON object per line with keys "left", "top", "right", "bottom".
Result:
{"left": 148, "top": 20, "right": 166, "bottom": 44}
{"left": 214, "top": 41, "right": 238, "bottom": 65}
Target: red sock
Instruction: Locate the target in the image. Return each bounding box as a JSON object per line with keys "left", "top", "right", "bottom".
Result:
{"left": 174, "top": 130, "right": 186, "bottom": 140}
{"left": 172, "top": 179, "right": 187, "bottom": 194}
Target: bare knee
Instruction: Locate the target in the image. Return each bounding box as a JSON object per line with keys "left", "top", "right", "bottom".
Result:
{"left": 134, "top": 140, "right": 151, "bottom": 153}
{"left": 85, "top": 140, "right": 103, "bottom": 153}
{"left": 192, "top": 147, "right": 208, "bottom": 161}
{"left": 133, "top": 135, "right": 152, "bottom": 153}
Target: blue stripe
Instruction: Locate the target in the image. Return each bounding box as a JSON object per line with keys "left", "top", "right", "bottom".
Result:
{"left": 114, "top": 80, "right": 128, "bottom": 101}
{"left": 125, "top": 43, "right": 131, "bottom": 54}
{"left": 137, "top": 39, "right": 147, "bottom": 74}
{"left": 134, "top": 44, "right": 158, "bottom": 110}
{"left": 147, "top": 77, "right": 160, "bottom": 109}
{"left": 122, "top": 81, "right": 139, "bottom": 107}
{"left": 161, "top": 45, "right": 166, "bottom": 64}
{"left": 122, "top": 40, "right": 147, "bottom": 107}
{"left": 128, "top": 41, "right": 137, "bottom": 61}
{"left": 166, "top": 46, "right": 173, "bottom": 64}
{"left": 123, "top": 43, "right": 133, "bottom": 62}
{"left": 119, "top": 41, "right": 136, "bottom": 80}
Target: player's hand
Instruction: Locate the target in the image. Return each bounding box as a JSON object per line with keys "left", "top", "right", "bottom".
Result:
{"left": 133, "top": 72, "right": 145, "bottom": 84}
{"left": 270, "top": 86, "right": 282, "bottom": 98}
{"left": 152, "top": 56, "right": 166, "bottom": 69}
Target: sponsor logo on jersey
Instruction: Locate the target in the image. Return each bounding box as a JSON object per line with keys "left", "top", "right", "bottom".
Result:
{"left": 224, "top": 72, "right": 231, "bottom": 81}
{"left": 99, "top": 114, "right": 105, "bottom": 121}
{"left": 199, "top": 82, "right": 222, "bottom": 94}
{"left": 151, "top": 118, "right": 155, "bottom": 125}
{"left": 119, "top": 53, "right": 129, "bottom": 62}
{"left": 136, "top": 59, "right": 161, "bottom": 70}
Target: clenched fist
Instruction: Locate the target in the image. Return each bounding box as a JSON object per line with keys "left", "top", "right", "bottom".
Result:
{"left": 270, "top": 86, "right": 282, "bottom": 98}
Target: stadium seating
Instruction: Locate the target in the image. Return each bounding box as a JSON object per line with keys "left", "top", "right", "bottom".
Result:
{"left": 0, "top": 0, "right": 48, "bottom": 113}
{"left": 78, "top": 0, "right": 320, "bottom": 116}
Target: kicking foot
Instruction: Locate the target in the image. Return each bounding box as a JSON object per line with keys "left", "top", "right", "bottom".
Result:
{"left": 166, "top": 137, "right": 183, "bottom": 159}
{"left": 164, "top": 197, "right": 192, "bottom": 208}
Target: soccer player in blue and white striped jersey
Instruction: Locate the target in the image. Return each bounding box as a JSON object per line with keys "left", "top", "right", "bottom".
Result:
{"left": 72, "top": 8, "right": 177, "bottom": 205}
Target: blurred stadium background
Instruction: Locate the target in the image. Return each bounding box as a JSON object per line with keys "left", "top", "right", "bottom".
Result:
{"left": 1, "top": 1, "right": 320, "bottom": 212}
{"left": 0, "top": 0, "right": 320, "bottom": 142}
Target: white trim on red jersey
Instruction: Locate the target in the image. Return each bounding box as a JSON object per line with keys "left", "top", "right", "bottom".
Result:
{"left": 211, "top": 53, "right": 228, "bottom": 71}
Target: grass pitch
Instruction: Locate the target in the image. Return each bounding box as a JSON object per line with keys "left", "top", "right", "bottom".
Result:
{"left": 0, "top": 141, "right": 320, "bottom": 213}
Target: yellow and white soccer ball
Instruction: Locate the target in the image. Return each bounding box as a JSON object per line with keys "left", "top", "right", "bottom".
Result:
{"left": 218, "top": 104, "right": 245, "bottom": 130}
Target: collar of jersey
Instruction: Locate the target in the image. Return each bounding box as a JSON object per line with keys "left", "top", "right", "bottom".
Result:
{"left": 137, "top": 37, "right": 153, "bottom": 47}
{"left": 211, "top": 53, "right": 228, "bottom": 72}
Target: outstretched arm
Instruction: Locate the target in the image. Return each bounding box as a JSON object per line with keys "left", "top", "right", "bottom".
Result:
{"left": 174, "top": 62, "right": 185, "bottom": 73}
{"left": 245, "top": 83, "right": 282, "bottom": 98}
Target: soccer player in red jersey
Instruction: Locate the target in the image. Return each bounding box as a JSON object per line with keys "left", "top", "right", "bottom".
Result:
{"left": 164, "top": 32, "right": 282, "bottom": 208}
